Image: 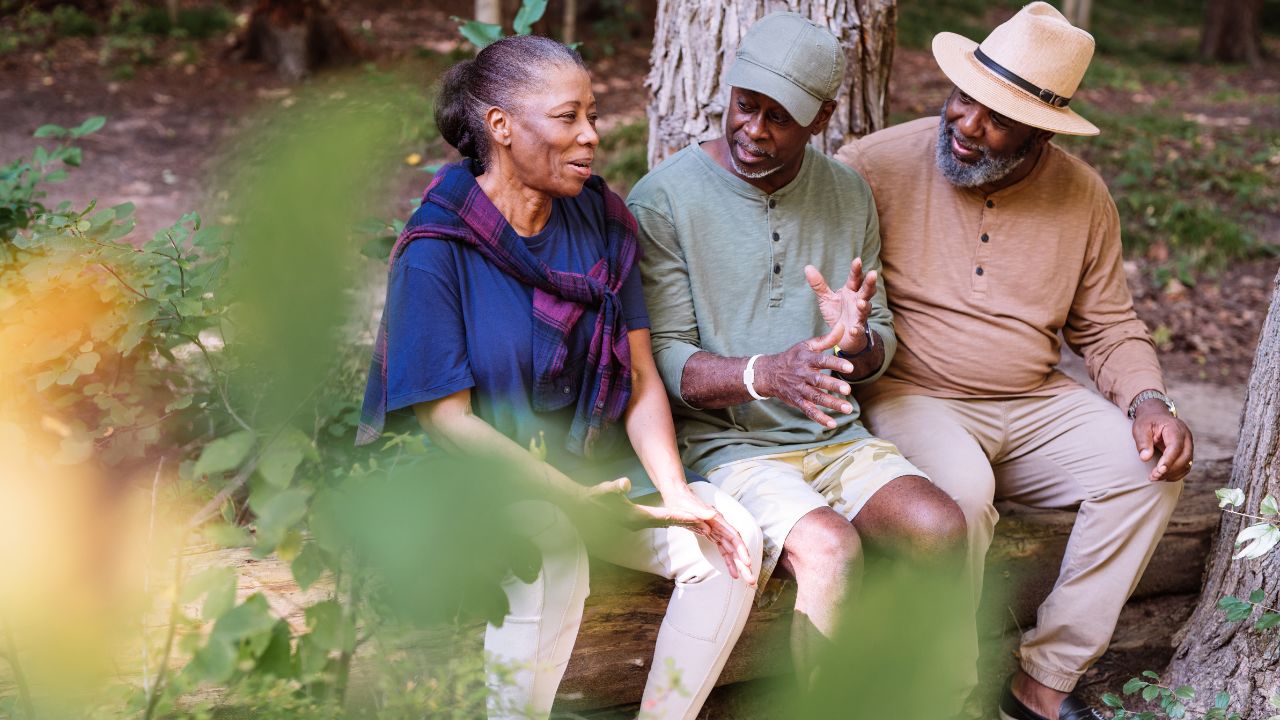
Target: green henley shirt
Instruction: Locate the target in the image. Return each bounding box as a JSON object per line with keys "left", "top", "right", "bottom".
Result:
{"left": 627, "top": 142, "right": 896, "bottom": 474}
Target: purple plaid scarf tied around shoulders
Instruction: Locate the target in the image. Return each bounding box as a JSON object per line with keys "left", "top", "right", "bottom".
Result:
{"left": 357, "top": 159, "right": 638, "bottom": 458}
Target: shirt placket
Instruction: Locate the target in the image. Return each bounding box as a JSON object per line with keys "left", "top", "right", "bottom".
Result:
{"left": 767, "top": 195, "right": 786, "bottom": 307}
{"left": 973, "top": 196, "right": 994, "bottom": 297}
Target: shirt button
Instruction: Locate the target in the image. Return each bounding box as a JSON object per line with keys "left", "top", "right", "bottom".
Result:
{"left": 769, "top": 199, "right": 777, "bottom": 209}
{"left": 772, "top": 232, "right": 780, "bottom": 241}
{"left": 986, "top": 200, "right": 995, "bottom": 208}
{"left": 773, "top": 263, "right": 781, "bottom": 274}
{"left": 976, "top": 267, "right": 984, "bottom": 276}
{"left": 981, "top": 233, "right": 989, "bottom": 242}
{"left": 561, "top": 386, "right": 571, "bottom": 394}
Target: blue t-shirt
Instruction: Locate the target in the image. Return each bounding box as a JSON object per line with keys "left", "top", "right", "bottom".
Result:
{"left": 383, "top": 189, "right": 685, "bottom": 495}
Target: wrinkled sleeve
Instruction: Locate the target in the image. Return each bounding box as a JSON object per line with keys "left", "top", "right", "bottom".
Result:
{"left": 1063, "top": 193, "right": 1165, "bottom": 409}
{"left": 627, "top": 200, "right": 702, "bottom": 407}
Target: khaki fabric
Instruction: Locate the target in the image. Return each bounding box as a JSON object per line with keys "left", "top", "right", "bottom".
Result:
{"left": 835, "top": 117, "right": 1165, "bottom": 410}
{"left": 861, "top": 387, "right": 1182, "bottom": 691}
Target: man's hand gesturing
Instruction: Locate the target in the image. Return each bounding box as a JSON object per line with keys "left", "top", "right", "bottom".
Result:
{"left": 805, "top": 258, "right": 878, "bottom": 354}
{"left": 754, "top": 323, "right": 855, "bottom": 429}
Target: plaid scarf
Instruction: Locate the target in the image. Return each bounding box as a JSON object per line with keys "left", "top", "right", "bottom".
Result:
{"left": 357, "top": 159, "right": 638, "bottom": 457}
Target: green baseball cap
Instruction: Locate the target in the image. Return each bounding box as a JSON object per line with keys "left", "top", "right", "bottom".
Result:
{"left": 724, "top": 12, "right": 845, "bottom": 127}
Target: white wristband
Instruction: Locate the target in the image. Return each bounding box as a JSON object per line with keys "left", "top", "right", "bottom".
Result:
{"left": 743, "top": 354, "right": 767, "bottom": 401}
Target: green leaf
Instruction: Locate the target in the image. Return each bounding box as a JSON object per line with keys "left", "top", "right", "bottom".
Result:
{"left": 1215, "top": 691, "right": 1231, "bottom": 709}
{"left": 181, "top": 566, "right": 237, "bottom": 619}
{"left": 204, "top": 522, "right": 251, "bottom": 548}
{"left": 458, "top": 19, "right": 503, "bottom": 48}
{"left": 165, "top": 394, "right": 193, "bottom": 413}
{"left": 1219, "top": 595, "right": 1254, "bottom": 622}
{"left": 34, "top": 124, "right": 68, "bottom": 138}
{"left": 1173, "top": 686, "right": 1195, "bottom": 701}
{"left": 305, "top": 600, "right": 354, "bottom": 652}
{"left": 1102, "top": 693, "right": 1124, "bottom": 708}
{"left": 1257, "top": 612, "right": 1280, "bottom": 631}
{"left": 1141, "top": 684, "right": 1161, "bottom": 702}
{"left": 1261, "top": 494, "right": 1279, "bottom": 517}
{"left": 291, "top": 542, "right": 326, "bottom": 591}
{"left": 71, "top": 351, "right": 100, "bottom": 375}
{"left": 512, "top": 0, "right": 547, "bottom": 35}
{"left": 1123, "top": 678, "right": 1150, "bottom": 695}
{"left": 193, "top": 430, "right": 256, "bottom": 477}
{"left": 257, "top": 428, "right": 313, "bottom": 488}
{"left": 71, "top": 115, "right": 106, "bottom": 138}
{"left": 1251, "top": 588, "right": 1266, "bottom": 603}
{"left": 215, "top": 593, "right": 276, "bottom": 639}
{"left": 252, "top": 487, "right": 310, "bottom": 549}
{"left": 359, "top": 234, "right": 395, "bottom": 260}
{"left": 1141, "top": 670, "right": 1161, "bottom": 680}
{"left": 1216, "top": 487, "right": 1245, "bottom": 509}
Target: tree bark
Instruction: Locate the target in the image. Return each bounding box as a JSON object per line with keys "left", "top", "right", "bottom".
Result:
{"left": 475, "top": 0, "right": 502, "bottom": 26}
{"left": 234, "top": 0, "right": 358, "bottom": 82}
{"left": 1060, "top": 0, "right": 1092, "bottom": 32}
{"left": 1200, "top": 0, "right": 1265, "bottom": 67}
{"left": 1166, "top": 269, "right": 1280, "bottom": 719}
{"left": 644, "top": 0, "right": 896, "bottom": 167}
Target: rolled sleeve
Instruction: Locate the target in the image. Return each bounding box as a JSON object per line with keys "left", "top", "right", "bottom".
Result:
{"left": 628, "top": 201, "right": 704, "bottom": 407}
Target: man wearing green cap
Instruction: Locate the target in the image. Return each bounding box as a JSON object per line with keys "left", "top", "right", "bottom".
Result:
{"left": 628, "top": 11, "right": 967, "bottom": 686}
{"left": 836, "top": 3, "right": 1192, "bottom": 719}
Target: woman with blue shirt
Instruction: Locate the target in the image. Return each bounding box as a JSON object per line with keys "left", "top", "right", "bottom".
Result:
{"left": 358, "top": 36, "right": 763, "bottom": 720}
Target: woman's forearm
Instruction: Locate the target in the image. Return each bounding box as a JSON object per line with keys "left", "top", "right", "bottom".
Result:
{"left": 624, "top": 330, "right": 696, "bottom": 501}
{"left": 414, "top": 393, "right": 587, "bottom": 504}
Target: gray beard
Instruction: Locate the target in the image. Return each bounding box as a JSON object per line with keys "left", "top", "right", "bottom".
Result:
{"left": 934, "top": 106, "right": 1033, "bottom": 188}
{"left": 729, "top": 139, "right": 783, "bottom": 179}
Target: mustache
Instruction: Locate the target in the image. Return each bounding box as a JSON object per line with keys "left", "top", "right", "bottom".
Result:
{"left": 733, "top": 136, "right": 776, "bottom": 158}
{"left": 945, "top": 124, "right": 987, "bottom": 156}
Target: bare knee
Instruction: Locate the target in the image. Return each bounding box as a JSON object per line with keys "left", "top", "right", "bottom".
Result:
{"left": 902, "top": 490, "right": 967, "bottom": 560}
{"left": 858, "top": 475, "right": 968, "bottom": 562}
{"left": 782, "top": 508, "right": 862, "bottom": 593}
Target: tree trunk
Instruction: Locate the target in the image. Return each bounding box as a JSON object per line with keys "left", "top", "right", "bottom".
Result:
{"left": 475, "top": 0, "right": 502, "bottom": 26}
{"left": 1060, "top": 0, "right": 1092, "bottom": 32}
{"left": 1200, "top": 0, "right": 1265, "bottom": 67}
{"left": 1165, "top": 268, "right": 1280, "bottom": 719}
{"left": 562, "top": 0, "right": 577, "bottom": 46}
{"left": 234, "top": 0, "right": 358, "bottom": 82}
{"left": 644, "top": 0, "right": 896, "bottom": 167}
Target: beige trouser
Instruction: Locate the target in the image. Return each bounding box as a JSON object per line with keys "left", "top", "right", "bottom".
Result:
{"left": 485, "top": 481, "right": 764, "bottom": 720}
{"left": 861, "top": 386, "right": 1183, "bottom": 692}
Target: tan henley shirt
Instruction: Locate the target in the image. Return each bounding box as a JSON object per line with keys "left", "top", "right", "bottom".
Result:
{"left": 835, "top": 117, "right": 1165, "bottom": 410}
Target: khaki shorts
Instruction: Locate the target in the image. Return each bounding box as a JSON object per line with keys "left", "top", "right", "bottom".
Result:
{"left": 705, "top": 437, "right": 925, "bottom": 593}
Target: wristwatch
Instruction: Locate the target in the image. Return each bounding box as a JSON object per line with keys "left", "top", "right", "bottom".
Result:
{"left": 1127, "top": 389, "right": 1177, "bottom": 419}
{"left": 833, "top": 323, "right": 876, "bottom": 360}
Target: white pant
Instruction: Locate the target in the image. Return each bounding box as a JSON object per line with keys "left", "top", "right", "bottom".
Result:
{"left": 485, "top": 482, "right": 764, "bottom": 720}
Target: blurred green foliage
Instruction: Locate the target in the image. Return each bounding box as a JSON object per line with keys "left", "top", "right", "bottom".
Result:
{"left": 599, "top": 119, "right": 649, "bottom": 194}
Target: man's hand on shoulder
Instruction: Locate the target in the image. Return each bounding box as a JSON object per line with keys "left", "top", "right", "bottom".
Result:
{"left": 755, "top": 323, "right": 855, "bottom": 429}
{"left": 1131, "top": 397, "right": 1194, "bottom": 482}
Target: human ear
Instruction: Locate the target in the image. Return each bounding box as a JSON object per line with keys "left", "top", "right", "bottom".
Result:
{"left": 809, "top": 100, "right": 838, "bottom": 135}
{"left": 485, "top": 106, "right": 512, "bottom": 148}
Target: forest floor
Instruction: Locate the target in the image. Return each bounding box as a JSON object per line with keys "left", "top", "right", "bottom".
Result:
{"left": 0, "top": 0, "right": 1277, "bottom": 716}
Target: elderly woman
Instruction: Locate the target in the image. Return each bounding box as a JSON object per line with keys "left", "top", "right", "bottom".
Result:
{"left": 357, "top": 36, "right": 763, "bottom": 720}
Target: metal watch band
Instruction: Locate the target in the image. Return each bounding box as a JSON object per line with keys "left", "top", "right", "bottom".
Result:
{"left": 1127, "top": 389, "right": 1177, "bottom": 419}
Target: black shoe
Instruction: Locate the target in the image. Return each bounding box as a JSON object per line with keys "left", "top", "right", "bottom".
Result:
{"left": 999, "top": 680, "right": 1106, "bottom": 720}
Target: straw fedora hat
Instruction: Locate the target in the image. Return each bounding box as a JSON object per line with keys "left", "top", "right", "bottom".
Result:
{"left": 932, "top": 2, "right": 1099, "bottom": 136}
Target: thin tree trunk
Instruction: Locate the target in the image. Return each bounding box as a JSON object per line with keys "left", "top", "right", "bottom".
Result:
{"left": 562, "top": 0, "right": 577, "bottom": 45}
{"left": 476, "top": 0, "right": 502, "bottom": 26}
{"left": 1060, "top": 0, "right": 1092, "bottom": 32}
{"left": 1200, "top": 0, "right": 1265, "bottom": 67}
{"left": 165, "top": 0, "right": 179, "bottom": 27}
{"left": 645, "top": 0, "right": 896, "bottom": 167}
{"left": 1165, "top": 269, "right": 1280, "bottom": 718}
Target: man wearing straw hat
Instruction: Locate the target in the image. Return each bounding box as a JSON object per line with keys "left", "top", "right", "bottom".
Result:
{"left": 836, "top": 3, "right": 1193, "bottom": 720}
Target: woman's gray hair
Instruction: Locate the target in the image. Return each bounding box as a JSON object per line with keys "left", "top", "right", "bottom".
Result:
{"left": 435, "top": 35, "right": 587, "bottom": 168}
